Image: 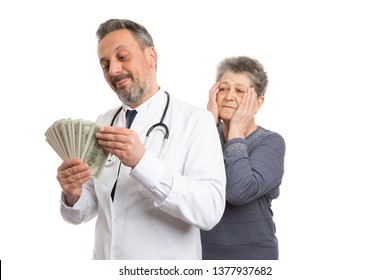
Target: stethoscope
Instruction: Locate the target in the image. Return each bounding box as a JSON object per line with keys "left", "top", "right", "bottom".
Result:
{"left": 105, "top": 91, "right": 170, "bottom": 167}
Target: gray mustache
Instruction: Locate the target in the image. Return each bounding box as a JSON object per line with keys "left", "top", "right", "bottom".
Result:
{"left": 111, "top": 73, "right": 134, "bottom": 84}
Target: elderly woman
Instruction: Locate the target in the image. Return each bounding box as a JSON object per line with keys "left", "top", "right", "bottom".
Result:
{"left": 201, "top": 56, "right": 286, "bottom": 260}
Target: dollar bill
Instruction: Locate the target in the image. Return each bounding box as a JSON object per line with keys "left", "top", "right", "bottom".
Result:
{"left": 82, "top": 124, "right": 108, "bottom": 177}
{"left": 79, "top": 120, "right": 93, "bottom": 161}
{"left": 45, "top": 118, "right": 108, "bottom": 178}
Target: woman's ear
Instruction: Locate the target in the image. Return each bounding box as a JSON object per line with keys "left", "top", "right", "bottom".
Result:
{"left": 256, "top": 96, "right": 265, "bottom": 112}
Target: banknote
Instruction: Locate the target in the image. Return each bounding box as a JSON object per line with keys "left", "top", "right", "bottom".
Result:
{"left": 45, "top": 118, "right": 108, "bottom": 178}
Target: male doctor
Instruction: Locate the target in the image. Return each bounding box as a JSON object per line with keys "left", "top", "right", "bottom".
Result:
{"left": 56, "top": 19, "right": 226, "bottom": 259}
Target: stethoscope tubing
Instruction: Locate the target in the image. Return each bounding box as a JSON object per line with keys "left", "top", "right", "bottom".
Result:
{"left": 110, "top": 91, "right": 170, "bottom": 140}
{"left": 106, "top": 91, "right": 170, "bottom": 167}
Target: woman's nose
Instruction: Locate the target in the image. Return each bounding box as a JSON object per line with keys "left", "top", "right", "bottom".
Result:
{"left": 224, "top": 89, "right": 235, "bottom": 101}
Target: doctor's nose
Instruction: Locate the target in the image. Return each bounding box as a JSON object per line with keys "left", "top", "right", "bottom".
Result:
{"left": 108, "top": 61, "right": 122, "bottom": 76}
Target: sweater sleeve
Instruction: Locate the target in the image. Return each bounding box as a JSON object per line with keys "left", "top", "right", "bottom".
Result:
{"left": 223, "top": 131, "right": 285, "bottom": 206}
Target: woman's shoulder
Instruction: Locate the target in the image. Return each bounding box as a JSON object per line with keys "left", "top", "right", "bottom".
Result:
{"left": 254, "top": 126, "right": 284, "bottom": 140}
{"left": 259, "top": 127, "right": 284, "bottom": 139}
{"left": 250, "top": 127, "right": 286, "bottom": 151}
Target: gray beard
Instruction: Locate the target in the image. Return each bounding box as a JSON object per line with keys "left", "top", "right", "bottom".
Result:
{"left": 116, "top": 75, "right": 152, "bottom": 105}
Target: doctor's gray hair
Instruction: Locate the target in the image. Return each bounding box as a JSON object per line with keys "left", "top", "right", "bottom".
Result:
{"left": 216, "top": 56, "right": 268, "bottom": 97}
{"left": 96, "top": 19, "right": 154, "bottom": 50}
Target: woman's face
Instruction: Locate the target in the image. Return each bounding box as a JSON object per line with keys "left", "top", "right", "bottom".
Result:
{"left": 216, "top": 71, "right": 253, "bottom": 121}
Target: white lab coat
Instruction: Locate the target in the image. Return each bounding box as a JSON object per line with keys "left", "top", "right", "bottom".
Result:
{"left": 60, "top": 89, "right": 226, "bottom": 259}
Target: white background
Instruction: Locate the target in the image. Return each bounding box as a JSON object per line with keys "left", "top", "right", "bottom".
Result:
{"left": 1, "top": 0, "right": 389, "bottom": 279}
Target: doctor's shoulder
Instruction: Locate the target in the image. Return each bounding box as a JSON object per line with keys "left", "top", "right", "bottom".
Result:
{"left": 169, "top": 95, "right": 215, "bottom": 126}
{"left": 95, "top": 107, "right": 122, "bottom": 126}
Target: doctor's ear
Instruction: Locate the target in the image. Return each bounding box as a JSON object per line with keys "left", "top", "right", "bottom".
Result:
{"left": 148, "top": 47, "right": 158, "bottom": 68}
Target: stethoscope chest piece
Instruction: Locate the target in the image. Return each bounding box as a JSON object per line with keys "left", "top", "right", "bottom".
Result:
{"left": 105, "top": 153, "right": 118, "bottom": 167}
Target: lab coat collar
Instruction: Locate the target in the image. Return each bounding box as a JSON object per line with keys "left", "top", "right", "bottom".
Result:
{"left": 121, "top": 88, "right": 166, "bottom": 114}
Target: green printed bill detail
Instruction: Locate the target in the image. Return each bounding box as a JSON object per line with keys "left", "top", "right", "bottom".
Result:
{"left": 44, "top": 118, "right": 108, "bottom": 178}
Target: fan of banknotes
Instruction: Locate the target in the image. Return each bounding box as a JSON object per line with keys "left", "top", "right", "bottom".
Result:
{"left": 44, "top": 118, "right": 108, "bottom": 178}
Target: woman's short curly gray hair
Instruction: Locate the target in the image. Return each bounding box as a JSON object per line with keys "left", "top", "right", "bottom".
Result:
{"left": 216, "top": 56, "right": 268, "bottom": 97}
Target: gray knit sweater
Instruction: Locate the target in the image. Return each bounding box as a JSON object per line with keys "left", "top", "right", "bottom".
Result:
{"left": 201, "top": 125, "right": 285, "bottom": 260}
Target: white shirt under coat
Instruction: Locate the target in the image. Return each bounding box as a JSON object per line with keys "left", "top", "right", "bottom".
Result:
{"left": 60, "top": 89, "right": 226, "bottom": 259}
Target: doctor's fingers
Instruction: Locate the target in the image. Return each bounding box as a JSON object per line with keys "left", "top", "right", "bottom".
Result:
{"left": 57, "top": 158, "right": 83, "bottom": 172}
{"left": 97, "top": 130, "right": 141, "bottom": 149}
{"left": 57, "top": 160, "right": 89, "bottom": 178}
{"left": 99, "top": 135, "right": 144, "bottom": 153}
{"left": 57, "top": 164, "right": 91, "bottom": 183}
{"left": 96, "top": 127, "right": 136, "bottom": 141}
{"left": 60, "top": 174, "right": 90, "bottom": 192}
{"left": 100, "top": 134, "right": 145, "bottom": 165}
{"left": 57, "top": 171, "right": 91, "bottom": 196}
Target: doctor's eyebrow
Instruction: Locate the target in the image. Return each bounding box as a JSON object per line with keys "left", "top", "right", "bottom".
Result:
{"left": 99, "top": 44, "right": 131, "bottom": 62}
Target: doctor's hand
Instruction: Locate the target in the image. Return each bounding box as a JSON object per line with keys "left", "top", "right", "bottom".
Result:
{"left": 96, "top": 126, "right": 146, "bottom": 168}
{"left": 207, "top": 81, "right": 221, "bottom": 125}
{"left": 228, "top": 87, "right": 258, "bottom": 140}
{"left": 57, "top": 158, "right": 91, "bottom": 207}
